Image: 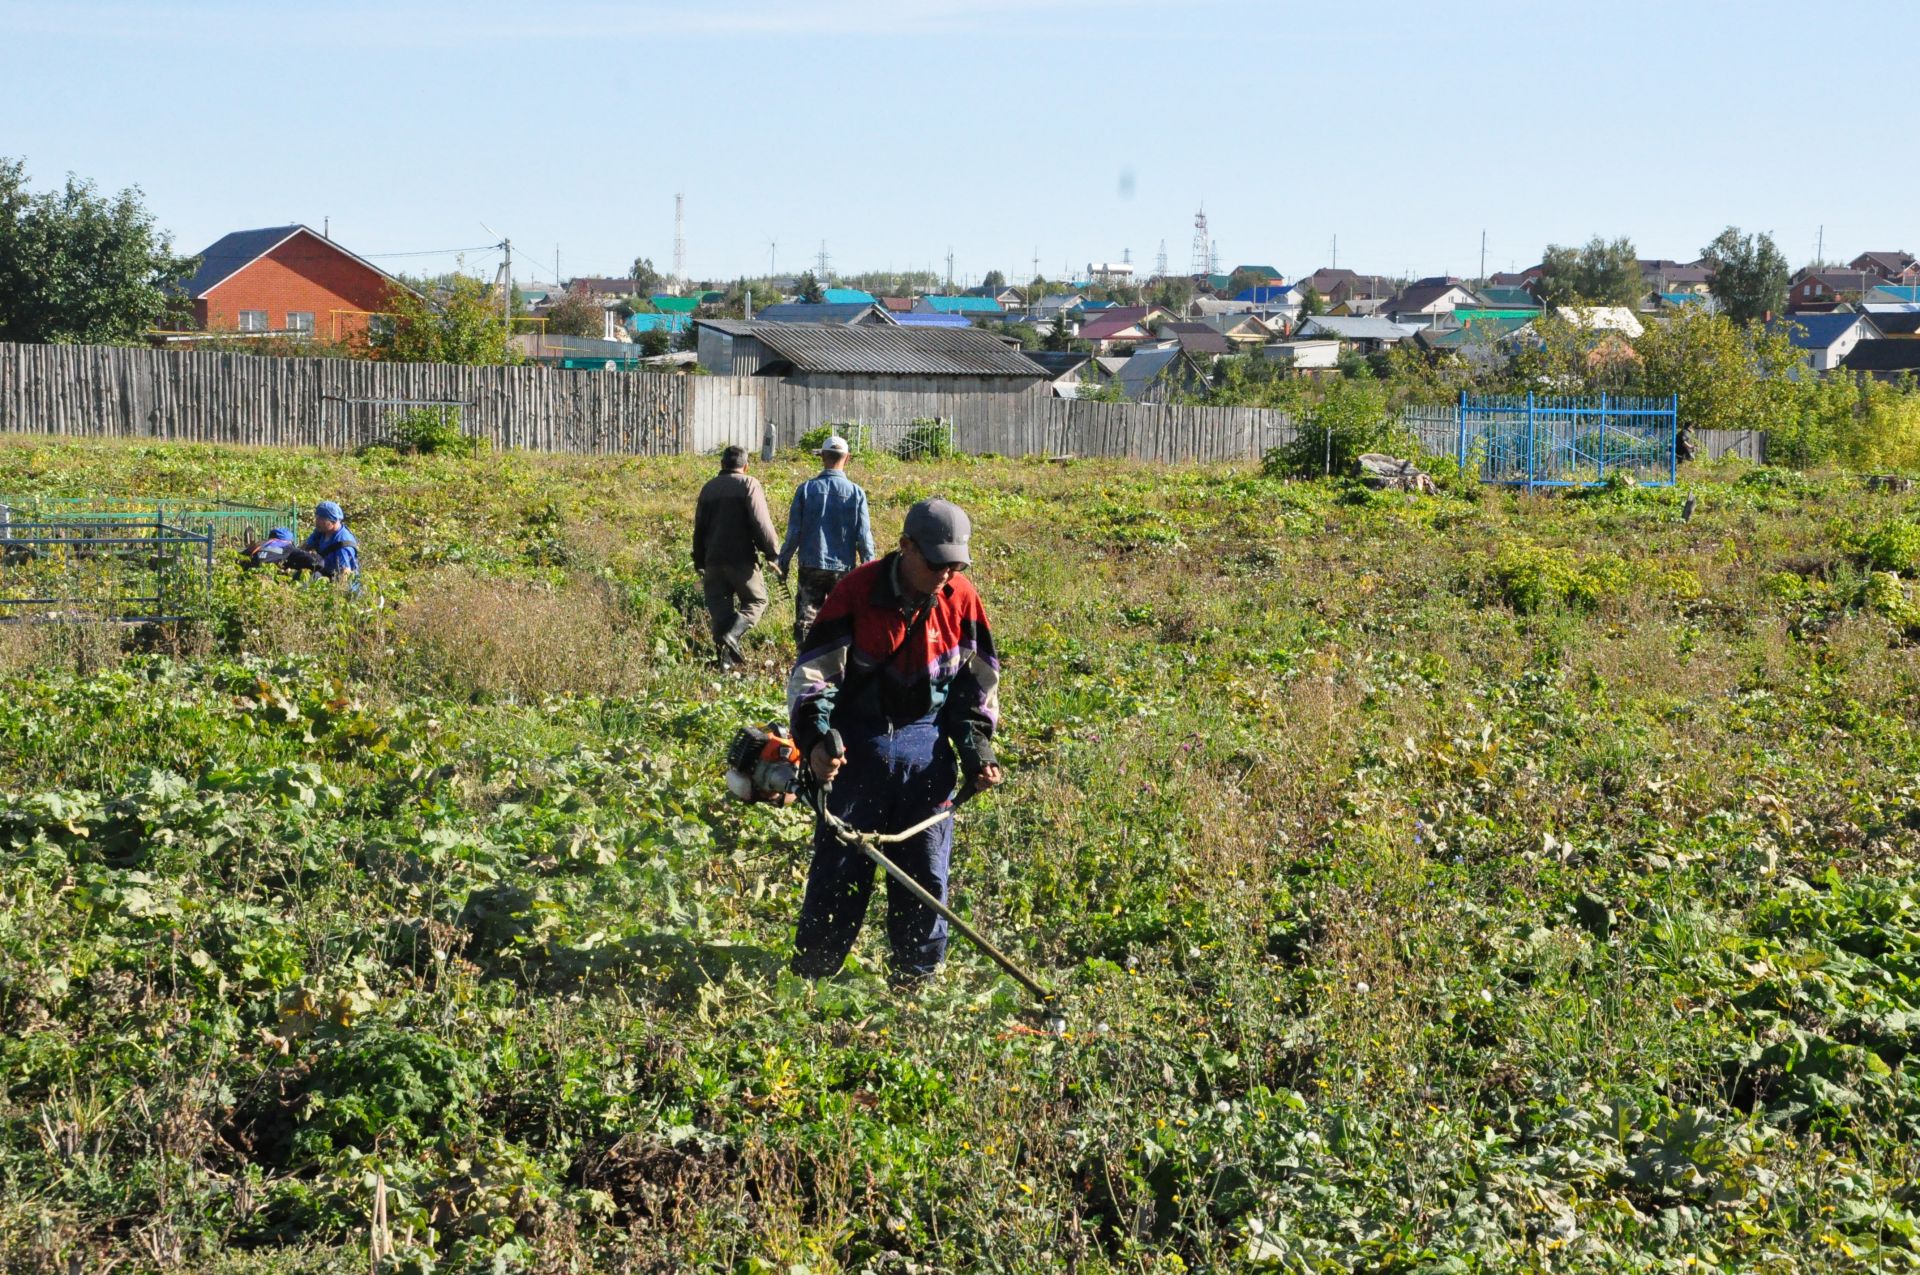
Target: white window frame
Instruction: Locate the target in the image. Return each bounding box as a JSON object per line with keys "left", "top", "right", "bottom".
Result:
{"left": 286, "top": 311, "right": 315, "bottom": 335}
{"left": 237, "top": 310, "right": 268, "bottom": 332}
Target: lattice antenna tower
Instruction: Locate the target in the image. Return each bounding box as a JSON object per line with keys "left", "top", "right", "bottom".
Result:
{"left": 672, "top": 193, "right": 686, "bottom": 287}
{"left": 816, "top": 240, "right": 830, "bottom": 281}
{"left": 1189, "top": 207, "right": 1209, "bottom": 276}
{"left": 1155, "top": 240, "right": 1168, "bottom": 277}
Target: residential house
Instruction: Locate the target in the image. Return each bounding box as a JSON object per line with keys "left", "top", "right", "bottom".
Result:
{"left": 1077, "top": 305, "right": 1177, "bottom": 353}
{"left": 965, "top": 284, "right": 1027, "bottom": 307}
{"left": 1192, "top": 313, "right": 1278, "bottom": 346}
{"left": 1156, "top": 321, "right": 1235, "bottom": 359}
{"left": 1768, "top": 312, "right": 1884, "bottom": 372}
{"left": 822, "top": 287, "right": 877, "bottom": 305}
{"left": 913, "top": 294, "right": 1006, "bottom": 321}
{"left": 1475, "top": 286, "right": 1541, "bottom": 311}
{"left": 1790, "top": 270, "right": 1879, "bottom": 312}
{"left": 1260, "top": 340, "right": 1341, "bottom": 375}
{"left": 755, "top": 302, "right": 895, "bottom": 325}
{"left": 177, "top": 224, "right": 411, "bottom": 342}
{"left": 1327, "top": 297, "right": 1388, "bottom": 318}
{"left": 1115, "top": 343, "right": 1209, "bottom": 403}
{"left": 1087, "top": 262, "right": 1135, "bottom": 286}
{"left": 692, "top": 320, "right": 1047, "bottom": 392}
{"left": 879, "top": 296, "right": 915, "bottom": 314}
{"left": 1387, "top": 278, "right": 1479, "bottom": 328}
{"left": 1415, "top": 316, "right": 1532, "bottom": 371}
{"left": 892, "top": 313, "right": 975, "bottom": 329}
{"left": 1230, "top": 264, "right": 1285, "bottom": 284}
{"left": 1638, "top": 259, "right": 1713, "bottom": 295}
{"left": 1866, "top": 285, "right": 1920, "bottom": 305}
{"left": 1553, "top": 306, "right": 1645, "bottom": 338}
{"left": 627, "top": 312, "right": 691, "bottom": 338}
{"left": 649, "top": 295, "right": 702, "bottom": 314}
{"left": 1294, "top": 315, "right": 1417, "bottom": 351}
{"left": 1487, "top": 265, "right": 1543, "bottom": 288}
{"left": 568, "top": 276, "right": 639, "bottom": 301}
{"left": 1190, "top": 297, "right": 1254, "bottom": 317}
{"left": 1022, "top": 350, "right": 1094, "bottom": 397}
{"left": 1839, "top": 338, "right": 1920, "bottom": 382}
{"left": 1298, "top": 268, "right": 1394, "bottom": 305}
{"left": 1867, "top": 311, "right": 1920, "bottom": 338}
{"left": 1849, "top": 252, "right": 1919, "bottom": 284}
{"left": 1234, "top": 285, "right": 1294, "bottom": 304}
{"left": 1030, "top": 292, "right": 1089, "bottom": 321}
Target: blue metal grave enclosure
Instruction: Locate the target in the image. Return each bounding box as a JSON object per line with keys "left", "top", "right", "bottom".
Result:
{"left": 1456, "top": 393, "right": 1678, "bottom": 489}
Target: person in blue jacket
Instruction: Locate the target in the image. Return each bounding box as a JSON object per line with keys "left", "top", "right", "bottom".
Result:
{"left": 303, "top": 500, "right": 360, "bottom": 582}
{"left": 775, "top": 434, "right": 874, "bottom": 647}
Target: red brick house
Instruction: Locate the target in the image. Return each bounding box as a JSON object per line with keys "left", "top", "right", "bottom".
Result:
{"left": 181, "top": 224, "right": 412, "bottom": 341}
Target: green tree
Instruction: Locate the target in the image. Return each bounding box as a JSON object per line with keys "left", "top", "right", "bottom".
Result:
{"left": 795, "top": 271, "right": 824, "bottom": 304}
{"left": 379, "top": 275, "right": 517, "bottom": 364}
{"left": 1298, "top": 285, "right": 1326, "bottom": 316}
{"left": 1635, "top": 306, "right": 1800, "bottom": 439}
{"left": 629, "top": 257, "right": 663, "bottom": 296}
{"left": 544, "top": 289, "right": 605, "bottom": 338}
{"left": 982, "top": 269, "right": 1006, "bottom": 289}
{"left": 1151, "top": 276, "right": 1196, "bottom": 313}
{"left": 992, "top": 321, "right": 1041, "bottom": 349}
{"left": 1537, "top": 235, "right": 1640, "bottom": 307}
{"left": 1267, "top": 367, "right": 1394, "bottom": 477}
{"left": 0, "top": 157, "right": 196, "bottom": 344}
{"left": 636, "top": 326, "right": 671, "bottom": 357}
{"left": 1699, "top": 226, "right": 1789, "bottom": 325}
{"left": 673, "top": 320, "right": 700, "bottom": 354}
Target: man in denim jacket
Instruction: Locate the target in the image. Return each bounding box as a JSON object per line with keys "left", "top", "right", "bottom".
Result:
{"left": 776, "top": 434, "right": 875, "bottom": 647}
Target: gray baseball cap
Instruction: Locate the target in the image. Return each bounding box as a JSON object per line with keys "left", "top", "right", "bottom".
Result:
{"left": 903, "top": 497, "right": 971, "bottom": 567}
{"left": 819, "top": 434, "right": 850, "bottom": 455}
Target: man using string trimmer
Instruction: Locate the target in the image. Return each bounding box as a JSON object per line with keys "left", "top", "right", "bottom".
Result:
{"left": 786, "top": 497, "right": 1004, "bottom": 989}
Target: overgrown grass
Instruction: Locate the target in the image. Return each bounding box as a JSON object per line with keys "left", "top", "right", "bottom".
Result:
{"left": 1, "top": 439, "right": 1919, "bottom": 1272}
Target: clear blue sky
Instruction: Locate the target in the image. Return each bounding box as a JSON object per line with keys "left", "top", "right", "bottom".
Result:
{"left": 2, "top": 0, "right": 1912, "bottom": 289}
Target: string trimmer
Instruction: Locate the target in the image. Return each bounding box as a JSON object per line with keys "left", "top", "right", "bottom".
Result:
{"left": 815, "top": 730, "right": 1062, "bottom": 1030}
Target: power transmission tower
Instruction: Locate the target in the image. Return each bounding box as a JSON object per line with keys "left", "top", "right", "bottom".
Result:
{"left": 672, "top": 193, "right": 686, "bottom": 288}
{"left": 1155, "top": 240, "right": 1168, "bottom": 278}
{"left": 816, "top": 240, "right": 830, "bottom": 281}
{"left": 1189, "top": 207, "right": 1209, "bottom": 277}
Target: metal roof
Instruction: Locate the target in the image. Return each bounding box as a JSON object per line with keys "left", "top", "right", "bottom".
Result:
{"left": 822, "top": 287, "right": 876, "bottom": 304}
{"left": 757, "top": 302, "right": 892, "bottom": 325}
{"left": 1841, "top": 340, "right": 1920, "bottom": 372}
{"left": 698, "top": 321, "right": 1047, "bottom": 378}
{"left": 1768, "top": 312, "right": 1878, "bottom": 350}
{"left": 181, "top": 225, "right": 302, "bottom": 297}
{"left": 650, "top": 295, "right": 701, "bottom": 313}
{"left": 1297, "top": 315, "right": 1418, "bottom": 340}
{"left": 917, "top": 294, "right": 1004, "bottom": 314}
{"left": 182, "top": 224, "right": 411, "bottom": 301}
{"left": 627, "top": 312, "right": 690, "bottom": 333}
{"left": 892, "top": 312, "right": 974, "bottom": 328}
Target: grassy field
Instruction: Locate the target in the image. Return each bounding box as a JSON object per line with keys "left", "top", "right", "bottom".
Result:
{"left": 1, "top": 437, "right": 1918, "bottom": 1273}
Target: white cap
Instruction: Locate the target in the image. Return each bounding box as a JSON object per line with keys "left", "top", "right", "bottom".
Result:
{"left": 819, "top": 434, "right": 850, "bottom": 455}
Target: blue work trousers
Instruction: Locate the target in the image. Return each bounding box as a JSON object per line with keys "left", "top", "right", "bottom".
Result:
{"left": 792, "top": 714, "right": 955, "bottom": 980}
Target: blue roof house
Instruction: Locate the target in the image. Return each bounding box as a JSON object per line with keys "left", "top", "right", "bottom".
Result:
{"left": 1768, "top": 312, "right": 1882, "bottom": 372}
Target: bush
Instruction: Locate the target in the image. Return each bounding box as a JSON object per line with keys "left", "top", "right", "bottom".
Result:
{"left": 896, "top": 418, "right": 956, "bottom": 461}
{"left": 397, "top": 575, "right": 649, "bottom": 701}
{"left": 387, "top": 406, "right": 480, "bottom": 458}
{"left": 1861, "top": 521, "right": 1920, "bottom": 574}
{"left": 1491, "top": 540, "right": 1625, "bottom": 613}
{"left": 1263, "top": 373, "right": 1398, "bottom": 479}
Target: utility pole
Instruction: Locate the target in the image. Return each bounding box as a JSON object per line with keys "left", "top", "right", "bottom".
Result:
{"left": 769, "top": 240, "right": 777, "bottom": 278}
{"left": 1816, "top": 224, "right": 1824, "bottom": 266}
{"left": 1479, "top": 230, "right": 1486, "bottom": 282}
{"left": 1032, "top": 246, "right": 1039, "bottom": 284}
{"left": 945, "top": 247, "right": 954, "bottom": 292}
{"left": 501, "top": 238, "right": 512, "bottom": 337}
{"left": 673, "top": 193, "right": 686, "bottom": 289}
{"left": 1332, "top": 234, "right": 1337, "bottom": 269}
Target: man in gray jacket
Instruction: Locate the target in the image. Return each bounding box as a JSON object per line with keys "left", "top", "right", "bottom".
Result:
{"left": 693, "top": 445, "right": 781, "bottom": 667}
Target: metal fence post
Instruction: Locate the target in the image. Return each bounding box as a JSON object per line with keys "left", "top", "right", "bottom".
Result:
{"left": 1670, "top": 393, "right": 1679, "bottom": 485}
{"left": 1598, "top": 391, "right": 1607, "bottom": 485}
{"left": 1525, "top": 391, "right": 1536, "bottom": 492}
{"left": 1457, "top": 391, "right": 1468, "bottom": 480}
